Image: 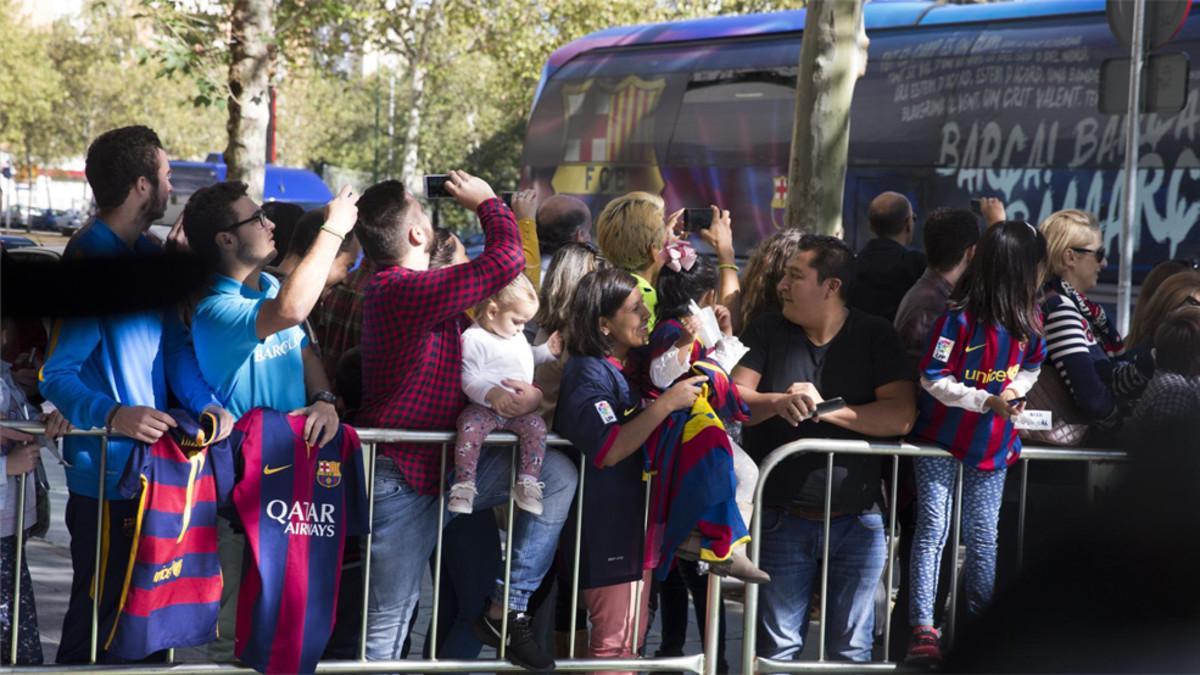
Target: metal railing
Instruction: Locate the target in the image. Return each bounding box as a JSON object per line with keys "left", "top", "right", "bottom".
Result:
{"left": 0, "top": 422, "right": 721, "bottom": 674}
{"left": 740, "top": 438, "right": 1129, "bottom": 675}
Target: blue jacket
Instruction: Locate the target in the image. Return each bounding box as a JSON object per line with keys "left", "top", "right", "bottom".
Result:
{"left": 39, "top": 219, "right": 218, "bottom": 498}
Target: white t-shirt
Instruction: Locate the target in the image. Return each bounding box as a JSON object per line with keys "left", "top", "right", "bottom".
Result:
{"left": 461, "top": 323, "right": 556, "bottom": 408}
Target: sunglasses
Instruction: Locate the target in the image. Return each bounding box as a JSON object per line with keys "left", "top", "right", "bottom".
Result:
{"left": 221, "top": 209, "right": 268, "bottom": 232}
{"left": 1070, "top": 246, "right": 1106, "bottom": 263}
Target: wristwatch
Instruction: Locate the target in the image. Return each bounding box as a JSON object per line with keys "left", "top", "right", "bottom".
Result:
{"left": 310, "top": 390, "right": 337, "bottom": 406}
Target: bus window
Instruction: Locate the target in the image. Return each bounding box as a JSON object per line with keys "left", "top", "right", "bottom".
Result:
{"left": 665, "top": 67, "right": 797, "bottom": 168}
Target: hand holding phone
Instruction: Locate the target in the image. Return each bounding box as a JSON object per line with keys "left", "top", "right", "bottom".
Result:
{"left": 425, "top": 174, "right": 451, "bottom": 199}
{"left": 683, "top": 208, "right": 713, "bottom": 232}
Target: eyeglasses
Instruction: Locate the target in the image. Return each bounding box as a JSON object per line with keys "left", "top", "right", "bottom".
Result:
{"left": 222, "top": 209, "right": 267, "bottom": 232}
{"left": 1070, "top": 246, "right": 1106, "bottom": 262}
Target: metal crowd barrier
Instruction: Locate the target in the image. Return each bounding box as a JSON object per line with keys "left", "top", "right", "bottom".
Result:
{"left": 0, "top": 422, "right": 722, "bottom": 674}
{"left": 740, "top": 438, "right": 1129, "bottom": 675}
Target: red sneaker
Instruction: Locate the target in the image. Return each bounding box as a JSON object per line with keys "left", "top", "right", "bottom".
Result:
{"left": 904, "top": 625, "right": 942, "bottom": 667}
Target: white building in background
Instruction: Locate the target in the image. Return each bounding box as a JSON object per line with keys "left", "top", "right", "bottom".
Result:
{"left": 16, "top": 0, "right": 84, "bottom": 27}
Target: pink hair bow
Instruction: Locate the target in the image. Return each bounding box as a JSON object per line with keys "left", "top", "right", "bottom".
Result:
{"left": 659, "top": 240, "right": 697, "bottom": 273}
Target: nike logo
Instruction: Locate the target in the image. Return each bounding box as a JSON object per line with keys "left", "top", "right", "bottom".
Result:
{"left": 965, "top": 343, "right": 986, "bottom": 353}
{"left": 263, "top": 464, "right": 292, "bottom": 475}
{"left": 624, "top": 407, "right": 639, "bottom": 417}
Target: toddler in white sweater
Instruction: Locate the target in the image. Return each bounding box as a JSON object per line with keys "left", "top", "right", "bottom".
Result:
{"left": 451, "top": 274, "right": 561, "bottom": 514}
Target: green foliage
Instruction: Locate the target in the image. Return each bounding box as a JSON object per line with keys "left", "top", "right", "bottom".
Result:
{"left": 0, "top": 0, "right": 66, "bottom": 166}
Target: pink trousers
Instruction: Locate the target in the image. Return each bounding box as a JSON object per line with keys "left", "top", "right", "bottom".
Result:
{"left": 580, "top": 570, "right": 654, "bottom": 675}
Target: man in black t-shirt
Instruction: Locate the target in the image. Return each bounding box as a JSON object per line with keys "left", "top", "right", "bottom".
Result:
{"left": 733, "top": 234, "right": 916, "bottom": 663}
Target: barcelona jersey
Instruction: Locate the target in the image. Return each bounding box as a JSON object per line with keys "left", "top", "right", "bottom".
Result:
{"left": 913, "top": 308, "right": 1046, "bottom": 470}
{"left": 231, "top": 408, "right": 368, "bottom": 675}
{"left": 108, "top": 410, "right": 234, "bottom": 660}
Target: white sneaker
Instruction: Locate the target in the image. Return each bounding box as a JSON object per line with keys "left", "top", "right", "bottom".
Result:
{"left": 513, "top": 477, "right": 545, "bottom": 515}
{"left": 448, "top": 482, "right": 478, "bottom": 514}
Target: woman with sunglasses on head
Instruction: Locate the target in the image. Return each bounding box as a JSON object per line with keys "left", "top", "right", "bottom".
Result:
{"left": 1037, "top": 210, "right": 1152, "bottom": 434}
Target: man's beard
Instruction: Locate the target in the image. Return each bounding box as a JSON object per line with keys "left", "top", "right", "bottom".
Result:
{"left": 235, "top": 238, "right": 274, "bottom": 268}
{"left": 138, "top": 180, "right": 167, "bottom": 228}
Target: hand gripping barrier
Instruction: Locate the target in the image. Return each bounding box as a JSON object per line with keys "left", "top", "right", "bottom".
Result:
{"left": 0, "top": 421, "right": 724, "bottom": 675}
{"left": 739, "top": 438, "right": 1128, "bottom": 674}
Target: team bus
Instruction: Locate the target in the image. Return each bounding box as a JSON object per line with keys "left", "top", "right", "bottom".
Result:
{"left": 519, "top": 0, "right": 1200, "bottom": 282}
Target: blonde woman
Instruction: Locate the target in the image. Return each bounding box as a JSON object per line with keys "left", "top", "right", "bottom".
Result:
{"left": 1038, "top": 210, "right": 1150, "bottom": 428}
{"left": 596, "top": 192, "right": 677, "bottom": 329}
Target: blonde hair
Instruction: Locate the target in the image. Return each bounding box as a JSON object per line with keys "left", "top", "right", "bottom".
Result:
{"left": 1127, "top": 270, "right": 1200, "bottom": 347}
{"left": 1038, "top": 209, "right": 1100, "bottom": 278}
{"left": 535, "top": 243, "right": 609, "bottom": 336}
{"left": 596, "top": 191, "right": 666, "bottom": 272}
{"left": 475, "top": 273, "right": 539, "bottom": 317}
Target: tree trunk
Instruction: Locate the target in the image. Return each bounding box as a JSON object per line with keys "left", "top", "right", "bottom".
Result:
{"left": 399, "top": 64, "right": 425, "bottom": 193}
{"left": 785, "top": 0, "right": 868, "bottom": 237}
{"left": 224, "top": 0, "right": 274, "bottom": 202}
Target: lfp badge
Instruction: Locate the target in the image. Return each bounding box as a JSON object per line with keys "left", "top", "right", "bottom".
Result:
{"left": 316, "top": 460, "right": 342, "bottom": 488}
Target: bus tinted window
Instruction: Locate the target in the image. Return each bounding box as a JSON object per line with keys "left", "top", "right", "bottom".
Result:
{"left": 666, "top": 68, "right": 796, "bottom": 168}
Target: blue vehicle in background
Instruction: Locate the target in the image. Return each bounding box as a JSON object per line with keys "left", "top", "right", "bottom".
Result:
{"left": 158, "top": 154, "right": 333, "bottom": 231}
{"left": 520, "top": 0, "right": 1200, "bottom": 287}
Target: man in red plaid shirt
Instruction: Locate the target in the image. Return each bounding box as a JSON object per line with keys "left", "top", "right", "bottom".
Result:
{"left": 354, "top": 171, "right": 577, "bottom": 670}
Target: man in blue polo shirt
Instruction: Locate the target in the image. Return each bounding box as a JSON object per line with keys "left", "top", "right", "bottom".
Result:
{"left": 181, "top": 179, "right": 357, "bottom": 659}
{"left": 39, "top": 125, "right": 235, "bottom": 664}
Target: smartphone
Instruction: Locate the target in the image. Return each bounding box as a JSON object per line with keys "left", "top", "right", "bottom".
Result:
{"left": 683, "top": 208, "right": 713, "bottom": 231}
{"left": 1007, "top": 396, "right": 1027, "bottom": 406}
{"left": 969, "top": 197, "right": 982, "bottom": 216}
{"left": 424, "top": 174, "right": 451, "bottom": 199}
{"left": 814, "top": 397, "right": 846, "bottom": 418}
{"left": 501, "top": 191, "right": 516, "bottom": 209}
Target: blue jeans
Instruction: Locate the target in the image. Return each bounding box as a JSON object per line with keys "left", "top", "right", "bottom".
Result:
{"left": 756, "top": 510, "right": 887, "bottom": 662}
{"left": 364, "top": 447, "right": 577, "bottom": 660}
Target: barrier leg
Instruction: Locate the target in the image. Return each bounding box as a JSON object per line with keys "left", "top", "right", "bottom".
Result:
{"left": 817, "top": 452, "right": 834, "bottom": 662}
{"left": 358, "top": 443, "right": 377, "bottom": 661}
{"left": 882, "top": 455, "right": 899, "bottom": 663}
{"left": 91, "top": 435, "right": 108, "bottom": 664}
{"left": 499, "top": 444, "right": 517, "bottom": 659}
{"left": 631, "top": 471, "right": 652, "bottom": 658}
{"left": 946, "top": 463, "right": 964, "bottom": 648}
{"left": 430, "top": 443, "right": 447, "bottom": 661}
{"left": 10, "top": 473, "right": 27, "bottom": 664}
{"left": 703, "top": 573, "right": 721, "bottom": 675}
{"left": 742, "top": 457, "right": 769, "bottom": 675}
{"left": 1017, "top": 458, "right": 1029, "bottom": 574}
{"left": 568, "top": 463, "right": 585, "bottom": 659}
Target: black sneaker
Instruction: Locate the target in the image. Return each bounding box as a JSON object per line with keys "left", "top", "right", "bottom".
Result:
{"left": 472, "top": 610, "right": 556, "bottom": 671}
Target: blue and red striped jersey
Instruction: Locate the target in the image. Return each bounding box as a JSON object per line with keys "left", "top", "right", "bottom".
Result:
{"left": 108, "top": 410, "right": 233, "bottom": 660}
{"left": 231, "top": 408, "right": 368, "bottom": 675}
{"left": 912, "top": 308, "right": 1047, "bottom": 470}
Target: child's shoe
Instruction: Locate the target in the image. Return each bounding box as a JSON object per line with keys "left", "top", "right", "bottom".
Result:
{"left": 904, "top": 625, "right": 942, "bottom": 668}
{"left": 513, "top": 476, "right": 545, "bottom": 515}
{"left": 448, "top": 482, "right": 478, "bottom": 514}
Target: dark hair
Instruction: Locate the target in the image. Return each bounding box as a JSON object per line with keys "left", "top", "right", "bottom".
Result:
{"left": 924, "top": 208, "right": 981, "bottom": 272}
{"left": 949, "top": 220, "right": 1045, "bottom": 342}
{"left": 85, "top": 126, "right": 164, "bottom": 209}
{"left": 796, "top": 234, "right": 856, "bottom": 302}
{"left": 537, "top": 196, "right": 592, "bottom": 256}
{"left": 356, "top": 180, "right": 414, "bottom": 262}
{"left": 264, "top": 201, "right": 305, "bottom": 266}
{"left": 868, "top": 193, "right": 912, "bottom": 238}
{"left": 430, "top": 227, "right": 459, "bottom": 269}
{"left": 656, "top": 254, "right": 717, "bottom": 323}
{"left": 182, "top": 181, "right": 248, "bottom": 269}
{"left": 287, "top": 207, "right": 357, "bottom": 260}
{"left": 565, "top": 268, "right": 639, "bottom": 358}
{"left": 1153, "top": 306, "right": 1200, "bottom": 377}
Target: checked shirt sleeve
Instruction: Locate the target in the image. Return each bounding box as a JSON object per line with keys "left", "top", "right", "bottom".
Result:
{"left": 374, "top": 198, "right": 523, "bottom": 329}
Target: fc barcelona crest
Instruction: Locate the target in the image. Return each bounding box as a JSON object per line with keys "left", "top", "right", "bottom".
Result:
{"left": 316, "top": 460, "right": 342, "bottom": 488}
{"left": 770, "top": 175, "right": 788, "bottom": 230}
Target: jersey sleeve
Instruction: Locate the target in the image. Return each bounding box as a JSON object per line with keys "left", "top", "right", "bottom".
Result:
{"left": 116, "top": 443, "right": 149, "bottom": 500}
{"left": 340, "top": 425, "right": 370, "bottom": 537}
{"left": 919, "top": 310, "right": 967, "bottom": 383}
{"left": 555, "top": 362, "right": 626, "bottom": 469}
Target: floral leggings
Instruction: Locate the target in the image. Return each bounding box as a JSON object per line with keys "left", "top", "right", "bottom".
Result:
{"left": 1, "top": 533, "right": 43, "bottom": 665}
{"left": 453, "top": 403, "right": 547, "bottom": 485}
{"left": 908, "top": 455, "right": 1007, "bottom": 628}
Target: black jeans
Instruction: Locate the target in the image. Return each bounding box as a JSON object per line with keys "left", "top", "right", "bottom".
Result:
{"left": 654, "top": 561, "right": 727, "bottom": 671}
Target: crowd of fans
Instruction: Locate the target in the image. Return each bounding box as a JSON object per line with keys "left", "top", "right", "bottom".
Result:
{"left": 2, "top": 124, "right": 1199, "bottom": 672}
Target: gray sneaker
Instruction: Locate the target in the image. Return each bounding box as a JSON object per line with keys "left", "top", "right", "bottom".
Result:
{"left": 448, "top": 481, "right": 477, "bottom": 514}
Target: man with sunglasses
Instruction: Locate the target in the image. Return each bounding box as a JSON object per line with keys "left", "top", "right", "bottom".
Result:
{"left": 180, "top": 180, "right": 358, "bottom": 658}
